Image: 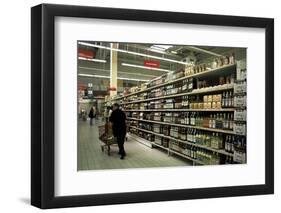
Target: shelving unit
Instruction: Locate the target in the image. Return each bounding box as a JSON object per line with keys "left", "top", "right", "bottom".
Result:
{"left": 106, "top": 59, "right": 247, "bottom": 165}
{"left": 127, "top": 117, "right": 236, "bottom": 135}
{"left": 124, "top": 108, "right": 235, "bottom": 112}
{"left": 129, "top": 126, "right": 234, "bottom": 157}
{"left": 128, "top": 127, "right": 205, "bottom": 165}
{"left": 105, "top": 64, "right": 236, "bottom": 103}
{"left": 120, "top": 84, "right": 234, "bottom": 105}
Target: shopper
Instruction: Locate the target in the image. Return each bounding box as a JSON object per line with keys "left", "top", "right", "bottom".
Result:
{"left": 88, "top": 106, "right": 95, "bottom": 126}
{"left": 109, "top": 103, "right": 127, "bottom": 159}
{"left": 108, "top": 106, "right": 113, "bottom": 117}
{"left": 104, "top": 106, "right": 110, "bottom": 122}
{"left": 93, "top": 106, "right": 97, "bottom": 119}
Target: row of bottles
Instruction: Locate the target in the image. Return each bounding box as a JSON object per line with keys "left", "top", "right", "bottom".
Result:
{"left": 222, "top": 91, "right": 234, "bottom": 108}
{"left": 170, "top": 126, "right": 239, "bottom": 151}
{"left": 130, "top": 111, "right": 235, "bottom": 132}
{"left": 131, "top": 126, "right": 246, "bottom": 164}
{"left": 181, "top": 92, "right": 234, "bottom": 110}
{"left": 182, "top": 144, "right": 198, "bottom": 159}
{"left": 180, "top": 144, "right": 222, "bottom": 165}
{"left": 155, "top": 124, "right": 246, "bottom": 153}
{"left": 133, "top": 111, "right": 234, "bottom": 131}
{"left": 186, "top": 129, "right": 224, "bottom": 149}
{"left": 184, "top": 53, "right": 236, "bottom": 76}
{"left": 196, "top": 149, "right": 221, "bottom": 165}
{"left": 197, "top": 74, "right": 235, "bottom": 89}
{"left": 211, "top": 53, "right": 236, "bottom": 69}
{"left": 186, "top": 112, "right": 234, "bottom": 130}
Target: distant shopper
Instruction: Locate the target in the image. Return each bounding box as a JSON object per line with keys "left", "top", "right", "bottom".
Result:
{"left": 104, "top": 106, "right": 111, "bottom": 122}
{"left": 92, "top": 106, "right": 97, "bottom": 118}
{"left": 88, "top": 106, "right": 95, "bottom": 126}
{"left": 109, "top": 103, "right": 127, "bottom": 159}
{"left": 108, "top": 106, "right": 113, "bottom": 117}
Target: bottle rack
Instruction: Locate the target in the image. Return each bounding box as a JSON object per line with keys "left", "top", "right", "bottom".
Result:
{"left": 106, "top": 60, "right": 247, "bottom": 165}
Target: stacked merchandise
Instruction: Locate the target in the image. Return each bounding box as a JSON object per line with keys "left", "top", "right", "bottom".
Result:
{"left": 233, "top": 59, "right": 247, "bottom": 163}
{"left": 111, "top": 54, "right": 246, "bottom": 165}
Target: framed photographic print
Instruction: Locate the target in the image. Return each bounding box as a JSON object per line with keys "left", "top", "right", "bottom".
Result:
{"left": 31, "top": 3, "right": 274, "bottom": 209}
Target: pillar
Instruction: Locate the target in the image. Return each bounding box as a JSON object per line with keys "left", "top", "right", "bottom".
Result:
{"left": 110, "top": 43, "right": 118, "bottom": 97}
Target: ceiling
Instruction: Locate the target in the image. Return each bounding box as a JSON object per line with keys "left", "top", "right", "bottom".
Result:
{"left": 77, "top": 41, "right": 246, "bottom": 94}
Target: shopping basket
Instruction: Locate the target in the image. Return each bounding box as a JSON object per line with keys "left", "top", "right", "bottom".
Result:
{"left": 98, "top": 123, "right": 116, "bottom": 155}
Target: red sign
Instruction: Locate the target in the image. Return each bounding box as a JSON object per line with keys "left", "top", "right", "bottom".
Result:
{"left": 78, "top": 83, "right": 87, "bottom": 90}
{"left": 144, "top": 60, "right": 160, "bottom": 68}
{"left": 78, "top": 48, "right": 94, "bottom": 59}
{"left": 108, "top": 86, "right": 116, "bottom": 91}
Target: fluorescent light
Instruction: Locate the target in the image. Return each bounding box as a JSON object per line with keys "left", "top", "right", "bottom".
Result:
{"left": 78, "top": 57, "right": 106, "bottom": 63}
{"left": 78, "top": 66, "right": 157, "bottom": 78}
{"left": 149, "top": 45, "right": 174, "bottom": 54}
{"left": 78, "top": 73, "right": 97, "bottom": 78}
{"left": 148, "top": 48, "right": 166, "bottom": 54}
{"left": 78, "top": 73, "right": 149, "bottom": 82}
{"left": 171, "top": 50, "right": 177, "bottom": 54}
{"left": 78, "top": 42, "right": 187, "bottom": 65}
{"left": 151, "top": 45, "right": 173, "bottom": 51}
{"left": 121, "top": 63, "right": 173, "bottom": 73}
{"left": 119, "top": 77, "right": 149, "bottom": 82}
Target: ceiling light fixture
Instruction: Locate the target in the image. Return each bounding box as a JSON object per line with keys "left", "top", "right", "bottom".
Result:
{"left": 78, "top": 66, "right": 158, "bottom": 78}
{"left": 78, "top": 42, "right": 187, "bottom": 65}
{"left": 149, "top": 45, "right": 173, "bottom": 54}
{"left": 78, "top": 57, "right": 106, "bottom": 63}
{"left": 150, "top": 45, "right": 173, "bottom": 51}
{"left": 121, "top": 63, "right": 173, "bottom": 73}
{"left": 78, "top": 73, "right": 149, "bottom": 82}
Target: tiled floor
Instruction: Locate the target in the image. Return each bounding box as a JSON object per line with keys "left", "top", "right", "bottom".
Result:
{"left": 78, "top": 118, "right": 192, "bottom": 170}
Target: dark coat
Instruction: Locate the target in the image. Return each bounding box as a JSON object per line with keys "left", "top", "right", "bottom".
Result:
{"left": 109, "top": 109, "right": 126, "bottom": 136}
{"left": 88, "top": 108, "right": 94, "bottom": 118}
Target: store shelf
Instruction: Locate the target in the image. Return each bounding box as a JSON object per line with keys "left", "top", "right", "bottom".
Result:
{"left": 127, "top": 117, "right": 235, "bottom": 135}
{"left": 130, "top": 126, "right": 234, "bottom": 157}
{"left": 170, "top": 137, "right": 234, "bottom": 157}
{"left": 124, "top": 108, "right": 235, "bottom": 112}
{"left": 129, "top": 128, "right": 205, "bottom": 165}
{"left": 121, "top": 84, "right": 234, "bottom": 105}
{"left": 151, "top": 142, "right": 169, "bottom": 151}
{"left": 106, "top": 64, "right": 236, "bottom": 103}
{"left": 127, "top": 134, "right": 153, "bottom": 148}
{"left": 130, "top": 126, "right": 164, "bottom": 138}
{"left": 169, "top": 149, "right": 204, "bottom": 165}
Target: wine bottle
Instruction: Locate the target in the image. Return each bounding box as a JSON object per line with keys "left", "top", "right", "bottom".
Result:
{"left": 222, "top": 92, "right": 225, "bottom": 107}
{"left": 229, "top": 114, "right": 234, "bottom": 130}
{"left": 193, "top": 147, "right": 197, "bottom": 159}
{"left": 229, "top": 91, "right": 233, "bottom": 107}
{"left": 226, "top": 113, "right": 230, "bottom": 129}
{"left": 209, "top": 114, "right": 213, "bottom": 128}
{"left": 212, "top": 114, "right": 216, "bottom": 129}
{"left": 223, "top": 113, "right": 227, "bottom": 129}
{"left": 225, "top": 135, "right": 229, "bottom": 152}
{"left": 225, "top": 92, "right": 229, "bottom": 107}
{"left": 230, "top": 136, "right": 234, "bottom": 153}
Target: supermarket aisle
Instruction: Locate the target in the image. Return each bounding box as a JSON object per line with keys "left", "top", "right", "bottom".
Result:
{"left": 78, "top": 119, "right": 191, "bottom": 170}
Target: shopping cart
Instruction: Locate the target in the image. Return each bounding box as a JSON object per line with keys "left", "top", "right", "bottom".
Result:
{"left": 98, "top": 123, "right": 116, "bottom": 155}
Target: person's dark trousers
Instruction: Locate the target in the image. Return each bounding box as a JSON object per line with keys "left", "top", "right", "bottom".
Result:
{"left": 90, "top": 118, "right": 93, "bottom": 126}
{"left": 116, "top": 134, "right": 126, "bottom": 157}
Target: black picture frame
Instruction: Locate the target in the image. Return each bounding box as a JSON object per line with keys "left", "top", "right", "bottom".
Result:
{"left": 31, "top": 3, "right": 274, "bottom": 209}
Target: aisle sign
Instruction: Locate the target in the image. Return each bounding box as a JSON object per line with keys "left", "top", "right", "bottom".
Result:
{"left": 144, "top": 60, "right": 160, "bottom": 68}
{"left": 78, "top": 48, "right": 94, "bottom": 59}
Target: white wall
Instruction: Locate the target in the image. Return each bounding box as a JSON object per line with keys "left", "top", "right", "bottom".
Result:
{"left": 0, "top": 0, "right": 279, "bottom": 212}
